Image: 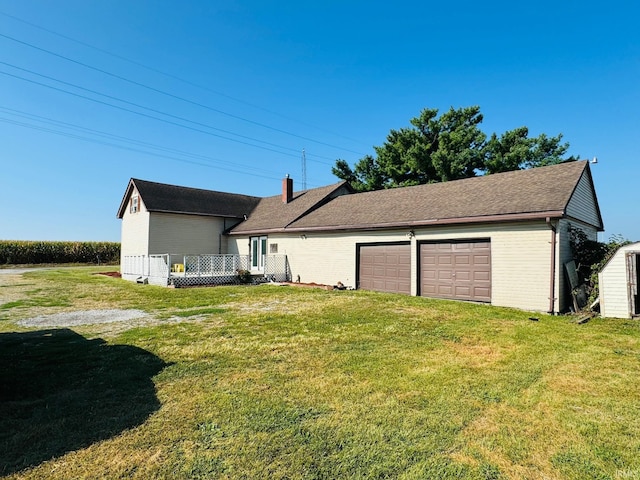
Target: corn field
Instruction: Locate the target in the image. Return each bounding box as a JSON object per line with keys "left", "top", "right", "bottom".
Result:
{"left": 0, "top": 241, "right": 120, "bottom": 265}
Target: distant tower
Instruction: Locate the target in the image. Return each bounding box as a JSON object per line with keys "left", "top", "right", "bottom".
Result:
{"left": 301, "top": 148, "right": 307, "bottom": 190}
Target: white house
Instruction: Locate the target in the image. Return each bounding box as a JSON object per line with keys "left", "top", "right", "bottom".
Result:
{"left": 599, "top": 242, "right": 640, "bottom": 318}
{"left": 118, "top": 160, "right": 604, "bottom": 313}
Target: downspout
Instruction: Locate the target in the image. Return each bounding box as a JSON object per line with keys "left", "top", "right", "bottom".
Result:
{"left": 546, "top": 217, "right": 557, "bottom": 315}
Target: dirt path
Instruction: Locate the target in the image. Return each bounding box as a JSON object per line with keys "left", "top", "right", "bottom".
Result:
{"left": 0, "top": 268, "right": 147, "bottom": 328}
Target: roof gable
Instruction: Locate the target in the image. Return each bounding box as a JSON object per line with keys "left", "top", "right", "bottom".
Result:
{"left": 228, "top": 181, "right": 351, "bottom": 235}
{"left": 117, "top": 178, "right": 261, "bottom": 219}
{"left": 286, "top": 161, "right": 598, "bottom": 232}
{"left": 565, "top": 166, "right": 604, "bottom": 230}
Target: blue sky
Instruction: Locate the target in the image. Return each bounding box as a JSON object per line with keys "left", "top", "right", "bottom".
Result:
{"left": 1, "top": 1, "right": 638, "bottom": 242}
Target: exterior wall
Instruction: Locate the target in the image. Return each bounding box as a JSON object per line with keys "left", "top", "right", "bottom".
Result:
{"left": 148, "top": 212, "right": 225, "bottom": 257}
{"left": 599, "top": 243, "right": 640, "bottom": 318}
{"left": 120, "top": 186, "right": 150, "bottom": 260}
{"left": 566, "top": 171, "right": 601, "bottom": 229}
{"left": 229, "top": 220, "right": 559, "bottom": 312}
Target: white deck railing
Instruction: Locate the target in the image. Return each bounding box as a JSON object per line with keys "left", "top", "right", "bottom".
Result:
{"left": 121, "top": 254, "right": 290, "bottom": 287}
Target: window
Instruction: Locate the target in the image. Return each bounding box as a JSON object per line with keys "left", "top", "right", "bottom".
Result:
{"left": 130, "top": 196, "right": 139, "bottom": 213}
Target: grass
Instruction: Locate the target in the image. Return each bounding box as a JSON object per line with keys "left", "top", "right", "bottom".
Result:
{"left": 1, "top": 267, "right": 639, "bottom": 479}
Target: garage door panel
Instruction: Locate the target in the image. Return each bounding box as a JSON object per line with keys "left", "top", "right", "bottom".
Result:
{"left": 422, "top": 285, "right": 437, "bottom": 295}
{"left": 438, "top": 270, "right": 453, "bottom": 280}
{"left": 456, "top": 271, "right": 471, "bottom": 281}
{"left": 437, "top": 285, "right": 453, "bottom": 295}
{"left": 474, "top": 271, "right": 491, "bottom": 281}
{"left": 474, "top": 287, "right": 491, "bottom": 298}
{"left": 455, "top": 286, "right": 471, "bottom": 296}
{"left": 455, "top": 255, "right": 470, "bottom": 265}
{"left": 422, "top": 256, "right": 436, "bottom": 267}
{"left": 420, "top": 240, "right": 491, "bottom": 303}
{"left": 439, "top": 255, "right": 453, "bottom": 265}
{"left": 474, "top": 255, "right": 490, "bottom": 265}
{"left": 359, "top": 244, "right": 411, "bottom": 295}
{"left": 422, "top": 270, "right": 436, "bottom": 280}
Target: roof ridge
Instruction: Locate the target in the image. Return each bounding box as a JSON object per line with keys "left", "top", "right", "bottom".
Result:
{"left": 131, "top": 178, "right": 262, "bottom": 200}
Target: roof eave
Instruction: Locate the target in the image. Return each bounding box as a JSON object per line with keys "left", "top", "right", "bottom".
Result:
{"left": 116, "top": 179, "right": 136, "bottom": 219}
{"left": 228, "top": 227, "right": 288, "bottom": 236}
{"left": 229, "top": 211, "right": 567, "bottom": 235}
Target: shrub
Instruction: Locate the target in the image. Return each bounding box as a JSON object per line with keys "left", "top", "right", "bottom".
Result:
{"left": 569, "top": 227, "right": 630, "bottom": 304}
{"left": 235, "top": 269, "right": 252, "bottom": 284}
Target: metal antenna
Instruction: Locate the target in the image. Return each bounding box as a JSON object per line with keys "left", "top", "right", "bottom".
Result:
{"left": 301, "top": 148, "right": 307, "bottom": 190}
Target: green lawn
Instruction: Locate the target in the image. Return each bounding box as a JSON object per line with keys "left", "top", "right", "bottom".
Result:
{"left": 1, "top": 268, "right": 639, "bottom": 479}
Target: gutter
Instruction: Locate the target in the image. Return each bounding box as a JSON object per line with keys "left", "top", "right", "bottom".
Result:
{"left": 546, "top": 217, "right": 558, "bottom": 315}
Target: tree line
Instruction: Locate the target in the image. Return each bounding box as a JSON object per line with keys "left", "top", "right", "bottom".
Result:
{"left": 332, "top": 106, "right": 576, "bottom": 192}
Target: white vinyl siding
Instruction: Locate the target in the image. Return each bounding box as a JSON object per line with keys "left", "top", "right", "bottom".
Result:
{"left": 566, "top": 171, "right": 601, "bottom": 228}
{"left": 599, "top": 242, "right": 640, "bottom": 318}
{"left": 120, "top": 187, "right": 150, "bottom": 260}
{"left": 229, "top": 220, "right": 562, "bottom": 312}
{"left": 148, "top": 212, "right": 225, "bottom": 256}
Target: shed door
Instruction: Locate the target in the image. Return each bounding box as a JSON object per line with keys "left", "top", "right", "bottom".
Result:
{"left": 628, "top": 253, "right": 639, "bottom": 316}
{"left": 358, "top": 244, "right": 411, "bottom": 294}
{"left": 420, "top": 240, "right": 491, "bottom": 302}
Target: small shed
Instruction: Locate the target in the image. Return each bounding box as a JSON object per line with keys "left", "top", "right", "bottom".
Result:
{"left": 599, "top": 242, "right": 640, "bottom": 319}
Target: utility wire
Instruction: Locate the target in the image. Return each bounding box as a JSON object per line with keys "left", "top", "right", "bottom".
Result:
{"left": 0, "top": 32, "right": 367, "bottom": 156}
{"left": 0, "top": 68, "right": 335, "bottom": 166}
{"left": 0, "top": 106, "right": 281, "bottom": 177}
{"left": 0, "top": 60, "right": 335, "bottom": 164}
{"left": 0, "top": 112, "right": 326, "bottom": 188}
{"left": 0, "top": 10, "right": 369, "bottom": 147}
{"left": 0, "top": 116, "right": 287, "bottom": 182}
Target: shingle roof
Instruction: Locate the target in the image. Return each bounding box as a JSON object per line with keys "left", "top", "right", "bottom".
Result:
{"left": 117, "top": 178, "right": 261, "bottom": 219}
{"left": 285, "top": 161, "right": 600, "bottom": 231}
{"left": 119, "top": 161, "right": 601, "bottom": 233}
{"left": 228, "top": 181, "right": 351, "bottom": 234}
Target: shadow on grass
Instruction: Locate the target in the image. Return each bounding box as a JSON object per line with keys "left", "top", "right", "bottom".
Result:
{"left": 0, "top": 329, "right": 167, "bottom": 476}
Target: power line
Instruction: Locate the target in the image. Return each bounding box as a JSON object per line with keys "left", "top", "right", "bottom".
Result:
{"left": 0, "top": 60, "right": 336, "bottom": 163}
{"left": 0, "top": 32, "right": 367, "bottom": 156}
{"left": 0, "top": 115, "right": 287, "bottom": 182}
{"left": 0, "top": 106, "right": 282, "bottom": 177}
{"left": 0, "top": 10, "right": 370, "bottom": 148}
{"left": 0, "top": 67, "right": 335, "bottom": 166}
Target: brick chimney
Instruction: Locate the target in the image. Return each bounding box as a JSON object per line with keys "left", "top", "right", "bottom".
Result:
{"left": 282, "top": 174, "right": 293, "bottom": 203}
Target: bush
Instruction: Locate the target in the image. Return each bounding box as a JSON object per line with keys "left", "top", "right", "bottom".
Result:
{"left": 569, "top": 228, "right": 630, "bottom": 304}
{"left": 0, "top": 241, "right": 120, "bottom": 265}
{"left": 235, "top": 269, "right": 252, "bottom": 284}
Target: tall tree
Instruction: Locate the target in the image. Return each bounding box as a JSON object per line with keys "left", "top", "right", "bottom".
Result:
{"left": 333, "top": 106, "right": 576, "bottom": 191}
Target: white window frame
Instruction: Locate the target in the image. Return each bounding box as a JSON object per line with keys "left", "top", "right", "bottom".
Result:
{"left": 130, "top": 195, "right": 139, "bottom": 214}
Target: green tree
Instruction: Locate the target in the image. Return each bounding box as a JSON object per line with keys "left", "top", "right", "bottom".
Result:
{"left": 333, "top": 106, "right": 576, "bottom": 191}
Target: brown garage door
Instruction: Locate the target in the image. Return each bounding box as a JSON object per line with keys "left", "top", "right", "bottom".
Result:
{"left": 358, "top": 244, "right": 411, "bottom": 294}
{"left": 420, "top": 240, "right": 491, "bottom": 302}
